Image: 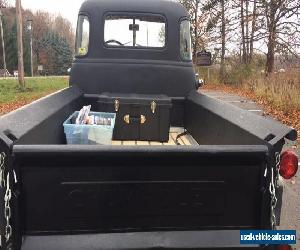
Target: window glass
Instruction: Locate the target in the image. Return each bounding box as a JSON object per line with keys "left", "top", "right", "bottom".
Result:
{"left": 104, "top": 15, "right": 165, "bottom": 48}
{"left": 75, "top": 15, "right": 90, "bottom": 56}
{"left": 180, "top": 20, "right": 192, "bottom": 61}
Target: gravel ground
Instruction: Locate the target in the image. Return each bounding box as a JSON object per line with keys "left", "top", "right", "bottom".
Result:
{"left": 201, "top": 89, "right": 299, "bottom": 249}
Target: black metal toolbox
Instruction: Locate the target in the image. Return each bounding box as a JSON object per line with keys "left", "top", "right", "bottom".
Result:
{"left": 97, "top": 93, "right": 172, "bottom": 142}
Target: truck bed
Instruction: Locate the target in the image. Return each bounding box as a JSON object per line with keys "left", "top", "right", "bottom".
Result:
{"left": 112, "top": 127, "right": 198, "bottom": 146}
{"left": 0, "top": 87, "right": 297, "bottom": 250}
{"left": 0, "top": 87, "right": 295, "bottom": 147}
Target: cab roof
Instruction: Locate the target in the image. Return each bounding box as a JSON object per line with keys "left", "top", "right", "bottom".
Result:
{"left": 79, "top": 0, "right": 188, "bottom": 19}
{"left": 77, "top": 0, "right": 190, "bottom": 62}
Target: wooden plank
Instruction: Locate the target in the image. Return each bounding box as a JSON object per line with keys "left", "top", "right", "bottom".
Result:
{"left": 136, "top": 141, "right": 150, "bottom": 146}
{"left": 111, "top": 127, "right": 198, "bottom": 146}
{"left": 178, "top": 137, "right": 185, "bottom": 145}
{"left": 122, "top": 141, "right": 136, "bottom": 146}
{"left": 187, "top": 135, "right": 199, "bottom": 145}
{"left": 150, "top": 141, "right": 163, "bottom": 145}
{"left": 170, "top": 132, "right": 179, "bottom": 145}
{"left": 171, "top": 132, "right": 185, "bottom": 145}
{"left": 170, "top": 127, "right": 185, "bottom": 134}
{"left": 111, "top": 140, "right": 122, "bottom": 145}
{"left": 181, "top": 135, "right": 192, "bottom": 146}
{"left": 163, "top": 134, "right": 176, "bottom": 145}
{"left": 170, "top": 132, "right": 177, "bottom": 143}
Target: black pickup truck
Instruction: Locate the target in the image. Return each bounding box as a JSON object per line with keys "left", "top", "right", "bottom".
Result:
{"left": 0, "top": 0, "right": 298, "bottom": 249}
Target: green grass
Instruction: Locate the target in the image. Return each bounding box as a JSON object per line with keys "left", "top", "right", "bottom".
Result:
{"left": 0, "top": 77, "right": 69, "bottom": 104}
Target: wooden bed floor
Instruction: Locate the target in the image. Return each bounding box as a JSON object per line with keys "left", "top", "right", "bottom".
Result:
{"left": 111, "top": 127, "right": 198, "bottom": 146}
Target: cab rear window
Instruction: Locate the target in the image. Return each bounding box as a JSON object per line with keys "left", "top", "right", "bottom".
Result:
{"left": 104, "top": 14, "right": 166, "bottom": 48}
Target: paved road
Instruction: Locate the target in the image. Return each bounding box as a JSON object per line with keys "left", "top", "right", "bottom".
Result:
{"left": 202, "top": 89, "right": 299, "bottom": 248}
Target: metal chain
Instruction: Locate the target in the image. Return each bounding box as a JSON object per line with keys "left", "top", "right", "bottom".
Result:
{"left": 4, "top": 173, "right": 12, "bottom": 242}
{"left": 269, "top": 167, "right": 277, "bottom": 229}
{"left": 0, "top": 152, "right": 6, "bottom": 188}
{"left": 268, "top": 152, "right": 280, "bottom": 229}
{"left": 0, "top": 152, "right": 6, "bottom": 248}
{"left": 1, "top": 151, "right": 15, "bottom": 249}
{"left": 275, "top": 152, "right": 281, "bottom": 188}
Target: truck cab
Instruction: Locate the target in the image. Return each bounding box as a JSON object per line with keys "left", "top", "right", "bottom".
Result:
{"left": 0, "top": 0, "right": 298, "bottom": 249}
{"left": 70, "top": 0, "right": 197, "bottom": 97}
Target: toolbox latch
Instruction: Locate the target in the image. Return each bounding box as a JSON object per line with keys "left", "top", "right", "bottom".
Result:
{"left": 114, "top": 99, "right": 120, "bottom": 112}
{"left": 151, "top": 101, "right": 157, "bottom": 114}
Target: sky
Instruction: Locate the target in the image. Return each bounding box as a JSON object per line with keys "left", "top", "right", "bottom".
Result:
{"left": 21, "top": 0, "right": 85, "bottom": 29}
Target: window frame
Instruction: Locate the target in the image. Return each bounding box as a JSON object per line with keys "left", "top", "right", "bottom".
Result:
{"left": 179, "top": 18, "right": 192, "bottom": 62}
{"left": 102, "top": 12, "right": 168, "bottom": 51}
{"left": 75, "top": 13, "right": 91, "bottom": 58}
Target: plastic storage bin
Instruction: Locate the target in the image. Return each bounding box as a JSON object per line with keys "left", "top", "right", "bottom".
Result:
{"left": 63, "top": 111, "right": 116, "bottom": 145}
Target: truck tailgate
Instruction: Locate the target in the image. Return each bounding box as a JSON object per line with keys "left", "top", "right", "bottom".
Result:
{"left": 13, "top": 145, "right": 268, "bottom": 234}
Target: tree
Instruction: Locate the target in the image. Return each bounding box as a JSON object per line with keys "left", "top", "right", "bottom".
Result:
{"left": 0, "top": 9, "right": 7, "bottom": 75}
{"left": 52, "top": 15, "right": 74, "bottom": 51}
{"left": 40, "top": 31, "right": 73, "bottom": 75}
{"left": 0, "top": 0, "right": 8, "bottom": 8}
{"left": 0, "top": 0, "right": 8, "bottom": 75}
{"left": 30, "top": 11, "right": 74, "bottom": 74}
{"left": 240, "top": 0, "right": 247, "bottom": 63}
{"left": 238, "top": 0, "right": 260, "bottom": 64}
{"left": 0, "top": 6, "right": 75, "bottom": 76}
{"left": 31, "top": 11, "right": 51, "bottom": 67}
{"left": 5, "top": 20, "right": 17, "bottom": 73}
{"left": 249, "top": 0, "right": 257, "bottom": 61}
{"left": 220, "top": 0, "right": 226, "bottom": 80}
{"left": 179, "top": 0, "right": 207, "bottom": 60}
{"left": 260, "top": 0, "right": 300, "bottom": 73}
{"left": 201, "top": 0, "right": 234, "bottom": 82}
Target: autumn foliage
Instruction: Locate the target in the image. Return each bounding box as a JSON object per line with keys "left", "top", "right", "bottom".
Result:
{"left": 0, "top": 7, "right": 74, "bottom": 76}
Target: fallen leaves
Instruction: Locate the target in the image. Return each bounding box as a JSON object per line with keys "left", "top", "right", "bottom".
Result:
{"left": 0, "top": 92, "right": 55, "bottom": 116}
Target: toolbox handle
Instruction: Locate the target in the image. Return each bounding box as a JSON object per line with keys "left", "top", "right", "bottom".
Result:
{"left": 124, "top": 115, "right": 146, "bottom": 124}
